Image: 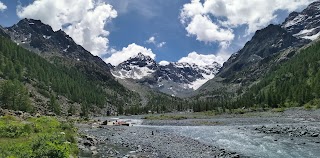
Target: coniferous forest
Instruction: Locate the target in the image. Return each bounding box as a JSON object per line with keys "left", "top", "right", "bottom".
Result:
{"left": 0, "top": 36, "right": 106, "bottom": 111}
{"left": 238, "top": 41, "right": 320, "bottom": 109}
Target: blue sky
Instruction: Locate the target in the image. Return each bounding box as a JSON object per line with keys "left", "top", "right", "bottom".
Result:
{"left": 0, "top": 0, "right": 316, "bottom": 66}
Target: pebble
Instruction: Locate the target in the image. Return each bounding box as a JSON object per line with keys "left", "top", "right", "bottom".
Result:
{"left": 90, "top": 146, "right": 97, "bottom": 151}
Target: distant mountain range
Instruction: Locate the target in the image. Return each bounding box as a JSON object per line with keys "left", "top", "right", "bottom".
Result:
{"left": 111, "top": 52, "right": 221, "bottom": 97}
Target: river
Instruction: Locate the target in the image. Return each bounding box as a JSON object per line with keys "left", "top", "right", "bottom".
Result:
{"left": 80, "top": 113, "right": 320, "bottom": 158}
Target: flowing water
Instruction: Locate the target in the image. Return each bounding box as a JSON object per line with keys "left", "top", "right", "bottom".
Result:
{"left": 137, "top": 124, "right": 320, "bottom": 158}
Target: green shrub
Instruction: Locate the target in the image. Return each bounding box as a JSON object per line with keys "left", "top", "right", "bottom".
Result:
{"left": 233, "top": 108, "right": 247, "bottom": 114}
{"left": 307, "top": 99, "right": 320, "bottom": 109}
{"left": 283, "top": 101, "right": 300, "bottom": 108}
{"left": 1, "top": 115, "right": 18, "bottom": 122}
{"left": 0, "top": 116, "right": 34, "bottom": 138}
{"left": 304, "top": 103, "right": 313, "bottom": 110}
{"left": 0, "top": 116, "right": 78, "bottom": 157}
{"left": 272, "top": 108, "right": 285, "bottom": 113}
{"left": 29, "top": 116, "right": 60, "bottom": 133}
{"left": 31, "top": 134, "right": 71, "bottom": 158}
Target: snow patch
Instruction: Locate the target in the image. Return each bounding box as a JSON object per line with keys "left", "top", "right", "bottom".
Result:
{"left": 63, "top": 45, "right": 70, "bottom": 52}
{"left": 302, "top": 31, "right": 320, "bottom": 40}
{"left": 293, "top": 27, "right": 320, "bottom": 40}
{"left": 284, "top": 14, "right": 306, "bottom": 28}
{"left": 112, "top": 66, "right": 155, "bottom": 80}
{"left": 43, "top": 35, "right": 51, "bottom": 39}
{"left": 188, "top": 74, "right": 215, "bottom": 90}
{"left": 294, "top": 28, "right": 316, "bottom": 36}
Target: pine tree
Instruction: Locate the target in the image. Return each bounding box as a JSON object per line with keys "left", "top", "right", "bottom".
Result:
{"left": 49, "top": 95, "right": 61, "bottom": 115}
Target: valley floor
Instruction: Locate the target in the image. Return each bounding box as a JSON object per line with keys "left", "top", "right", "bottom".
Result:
{"left": 77, "top": 108, "right": 320, "bottom": 158}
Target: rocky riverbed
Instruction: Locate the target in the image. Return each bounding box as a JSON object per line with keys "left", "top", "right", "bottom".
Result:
{"left": 77, "top": 124, "right": 240, "bottom": 158}
{"left": 77, "top": 108, "right": 320, "bottom": 158}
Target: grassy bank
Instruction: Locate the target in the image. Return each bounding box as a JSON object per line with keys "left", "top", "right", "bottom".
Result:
{"left": 0, "top": 115, "right": 78, "bottom": 158}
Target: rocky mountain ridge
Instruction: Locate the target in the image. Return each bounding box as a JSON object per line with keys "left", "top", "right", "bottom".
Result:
{"left": 4, "top": 18, "right": 114, "bottom": 82}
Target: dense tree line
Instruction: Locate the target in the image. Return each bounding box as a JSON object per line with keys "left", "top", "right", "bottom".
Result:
{"left": 122, "top": 92, "right": 188, "bottom": 115}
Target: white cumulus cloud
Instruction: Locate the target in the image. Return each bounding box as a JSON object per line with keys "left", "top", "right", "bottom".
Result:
{"left": 16, "top": 0, "right": 117, "bottom": 56}
{"left": 157, "top": 42, "right": 166, "bottom": 48}
{"left": 178, "top": 51, "right": 225, "bottom": 66}
{"left": 0, "top": 1, "right": 7, "bottom": 11}
{"left": 145, "top": 36, "right": 166, "bottom": 48}
{"left": 185, "top": 14, "right": 234, "bottom": 43}
{"left": 104, "top": 43, "right": 156, "bottom": 66}
{"left": 146, "top": 36, "right": 156, "bottom": 44}
{"left": 181, "top": 0, "right": 316, "bottom": 42}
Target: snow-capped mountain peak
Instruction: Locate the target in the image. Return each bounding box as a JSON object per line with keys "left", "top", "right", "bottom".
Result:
{"left": 134, "top": 52, "right": 152, "bottom": 60}
{"left": 111, "top": 54, "right": 221, "bottom": 97}
{"left": 111, "top": 53, "right": 157, "bottom": 80}
{"left": 172, "top": 61, "right": 220, "bottom": 90}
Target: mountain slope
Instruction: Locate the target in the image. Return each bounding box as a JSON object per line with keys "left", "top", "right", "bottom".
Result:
{"left": 236, "top": 37, "right": 320, "bottom": 109}
{"left": 0, "top": 26, "right": 9, "bottom": 38}
{"left": 111, "top": 53, "right": 221, "bottom": 97}
{"left": 197, "top": 24, "right": 310, "bottom": 97}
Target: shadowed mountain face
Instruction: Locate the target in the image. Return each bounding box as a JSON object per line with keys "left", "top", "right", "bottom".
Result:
{"left": 218, "top": 24, "right": 310, "bottom": 83}
{"left": 111, "top": 52, "right": 221, "bottom": 97}
{"left": 5, "top": 18, "right": 114, "bottom": 82}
